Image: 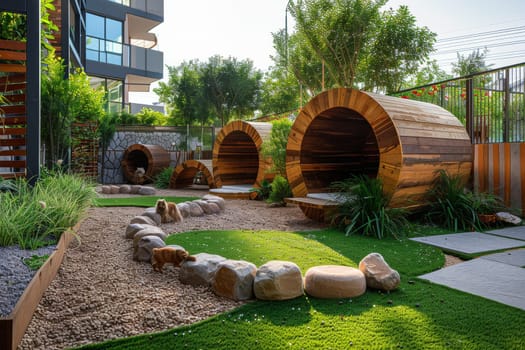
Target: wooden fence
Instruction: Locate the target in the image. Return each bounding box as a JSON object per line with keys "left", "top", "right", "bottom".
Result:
{"left": 0, "top": 39, "right": 27, "bottom": 179}
{"left": 474, "top": 143, "right": 525, "bottom": 215}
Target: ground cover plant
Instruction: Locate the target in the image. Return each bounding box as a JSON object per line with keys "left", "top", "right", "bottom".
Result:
{"left": 76, "top": 228, "right": 524, "bottom": 350}
{"left": 153, "top": 167, "right": 175, "bottom": 189}
{"left": 0, "top": 172, "right": 95, "bottom": 249}
{"left": 92, "top": 196, "right": 197, "bottom": 207}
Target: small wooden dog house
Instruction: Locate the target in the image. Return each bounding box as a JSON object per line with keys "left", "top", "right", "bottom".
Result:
{"left": 212, "top": 120, "right": 274, "bottom": 190}
{"left": 286, "top": 88, "right": 472, "bottom": 221}
{"left": 121, "top": 144, "right": 170, "bottom": 184}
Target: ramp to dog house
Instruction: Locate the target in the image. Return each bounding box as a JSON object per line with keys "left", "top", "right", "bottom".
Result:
{"left": 210, "top": 120, "right": 274, "bottom": 199}
{"left": 286, "top": 88, "right": 473, "bottom": 221}
{"left": 121, "top": 144, "right": 170, "bottom": 184}
{"left": 169, "top": 159, "right": 215, "bottom": 189}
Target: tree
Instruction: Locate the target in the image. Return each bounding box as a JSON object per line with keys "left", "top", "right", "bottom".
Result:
{"left": 260, "top": 66, "right": 301, "bottom": 115}
{"left": 261, "top": 118, "right": 293, "bottom": 176}
{"left": 402, "top": 59, "right": 451, "bottom": 89}
{"left": 201, "top": 56, "right": 262, "bottom": 126}
{"left": 282, "top": 0, "right": 436, "bottom": 93}
{"left": 452, "top": 48, "right": 492, "bottom": 76}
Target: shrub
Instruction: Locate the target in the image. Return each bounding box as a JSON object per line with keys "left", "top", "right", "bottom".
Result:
{"left": 250, "top": 179, "right": 272, "bottom": 200}
{"left": 154, "top": 167, "right": 174, "bottom": 189}
{"left": 268, "top": 175, "right": 292, "bottom": 204}
{"left": 261, "top": 118, "right": 293, "bottom": 176}
{"left": 331, "top": 176, "right": 408, "bottom": 239}
{"left": 425, "top": 169, "right": 480, "bottom": 231}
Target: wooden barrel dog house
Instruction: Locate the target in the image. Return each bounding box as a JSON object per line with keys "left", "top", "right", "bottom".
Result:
{"left": 121, "top": 144, "right": 170, "bottom": 184}
{"left": 211, "top": 120, "right": 274, "bottom": 197}
{"left": 169, "top": 159, "right": 215, "bottom": 189}
{"left": 286, "top": 88, "right": 472, "bottom": 221}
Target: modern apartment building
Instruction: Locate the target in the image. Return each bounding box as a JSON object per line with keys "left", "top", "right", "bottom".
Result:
{"left": 52, "top": 0, "right": 164, "bottom": 113}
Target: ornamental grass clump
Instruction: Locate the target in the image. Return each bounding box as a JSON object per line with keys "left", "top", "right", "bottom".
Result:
{"left": 154, "top": 166, "right": 174, "bottom": 189}
{"left": 331, "top": 175, "right": 408, "bottom": 239}
{"left": 0, "top": 172, "right": 95, "bottom": 249}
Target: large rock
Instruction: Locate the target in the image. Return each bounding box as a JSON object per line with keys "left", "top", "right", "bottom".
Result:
{"left": 205, "top": 202, "right": 221, "bottom": 214}
{"left": 179, "top": 253, "right": 227, "bottom": 286}
{"left": 194, "top": 200, "right": 216, "bottom": 215}
{"left": 304, "top": 265, "right": 366, "bottom": 299}
{"left": 138, "top": 186, "right": 156, "bottom": 195}
{"left": 177, "top": 202, "right": 190, "bottom": 218}
{"left": 101, "top": 185, "right": 111, "bottom": 194}
{"left": 135, "top": 236, "right": 166, "bottom": 262}
{"left": 125, "top": 223, "right": 163, "bottom": 239}
{"left": 187, "top": 201, "right": 204, "bottom": 217}
{"left": 253, "top": 261, "right": 303, "bottom": 300}
{"left": 202, "top": 195, "right": 226, "bottom": 210}
{"left": 133, "top": 229, "right": 167, "bottom": 259}
{"left": 141, "top": 208, "right": 162, "bottom": 226}
{"left": 130, "top": 185, "right": 142, "bottom": 194}
{"left": 359, "top": 253, "right": 400, "bottom": 291}
{"left": 119, "top": 184, "right": 131, "bottom": 194}
{"left": 496, "top": 212, "right": 522, "bottom": 225}
{"left": 109, "top": 185, "right": 120, "bottom": 194}
{"left": 212, "top": 259, "right": 257, "bottom": 301}
{"left": 130, "top": 215, "right": 158, "bottom": 226}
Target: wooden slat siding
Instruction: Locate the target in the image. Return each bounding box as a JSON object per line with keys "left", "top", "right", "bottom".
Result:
{"left": 169, "top": 159, "right": 214, "bottom": 189}
{"left": 0, "top": 64, "right": 26, "bottom": 73}
{"left": 0, "top": 116, "right": 27, "bottom": 125}
{"left": 286, "top": 88, "right": 472, "bottom": 221}
{"left": 0, "top": 138, "right": 25, "bottom": 147}
{"left": 0, "top": 128, "right": 26, "bottom": 136}
{"left": 212, "top": 120, "right": 274, "bottom": 188}
{"left": 0, "top": 73, "right": 26, "bottom": 84}
{"left": 504, "top": 143, "right": 511, "bottom": 205}
{"left": 0, "top": 49, "right": 26, "bottom": 61}
{"left": 0, "top": 160, "right": 25, "bottom": 168}
{"left": 2, "top": 94, "right": 26, "bottom": 104}
{"left": 0, "top": 149, "right": 25, "bottom": 157}
{"left": 492, "top": 143, "right": 500, "bottom": 196}
{"left": 0, "top": 39, "right": 26, "bottom": 51}
{"left": 1, "top": 105, "right": 26, "bottom": 115}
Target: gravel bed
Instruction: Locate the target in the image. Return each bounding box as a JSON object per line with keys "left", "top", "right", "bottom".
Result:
{"left": 0, "top": 244, "right": 56, "bottom": 317}
{"left": 17, "top": 189, "right": 327, "bottom": 350}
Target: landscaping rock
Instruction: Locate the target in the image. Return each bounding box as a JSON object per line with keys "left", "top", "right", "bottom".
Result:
{"left": 304, "top": 265, "right": 366, "bottom": 299}
{"left": 130, "top": 215, "right": 158, "bottom": 226}
{"left": 133, "top": 230, "right": 167, "bottom": 260}
{"left": 496, "top": 212, "right": 522, "bottom": 225}
{"left": 119, "top": 184, "right": 131, "bottom": 194}
{"left": 141, "top": 208, "right": 162, "bottom": 226}
{"left": 130, "top": 185, "right": 142, "bottom": 194}
{"left": 212, "top": 259, "right": 257, "bottom": 301}
{"left": 177, "top": 202, "right": 190, "bottom": 218}
{"left": 101, "top": 185, "right": 111, "bottom": 194}
{"left": 179, "top": 253, "right": 227, "bottom": 286}
{"left": 194, "top": 200, "right": 215, "bottom": 215}
{"left": 253, "top": 260, "right": 303, "bottom": 300}
{"left": 125, "top": 223, "right": 163, "bottom": 239}
{"left": 109, "top": 185, "right": 120, "bottom": 194}
{"left": 359, "top": 253, "right": 400, "bottom": 291}
{"left": 135, "top": 236, "right": 166, "bottom": 262}
{"left": 138, "top": 186, "right": 156, "bottom": 195}
{"left": 202, "top": 194, "right": 226, "bottom": 210}
{"left": 187, "top": 201, "right": 204, "bottom": 217}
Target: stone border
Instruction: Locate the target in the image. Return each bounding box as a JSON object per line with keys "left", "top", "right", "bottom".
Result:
{"left": 0, "top": 226, "right": 78, "bottom": 350}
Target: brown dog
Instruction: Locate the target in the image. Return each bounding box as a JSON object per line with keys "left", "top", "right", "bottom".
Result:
{"left": 155, "top": 199, "right": 183, "bottom": 223}
{"left": 151, "top": 247, "right": 196, "bottom": 272}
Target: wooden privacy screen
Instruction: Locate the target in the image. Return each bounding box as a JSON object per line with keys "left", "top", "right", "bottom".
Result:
{"left": 0, "top": 39, "right": 27, "bottom": 179}
{"left": 212, "top": 120, "right": 274, "bottom": 188}
{"left": 286, "top": 88, "right": 473, "bottom": 209}
{"left": 121, "top": 144, "right": 170, "bottom": 184}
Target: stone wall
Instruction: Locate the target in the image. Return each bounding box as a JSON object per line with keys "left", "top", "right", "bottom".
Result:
{"left": 100, "top": 126, "right": 215, "bottom": 184}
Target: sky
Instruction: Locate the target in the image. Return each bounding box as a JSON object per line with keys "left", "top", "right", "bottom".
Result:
{"left": 130, "top": 0, "right": 525, "bottom": 104}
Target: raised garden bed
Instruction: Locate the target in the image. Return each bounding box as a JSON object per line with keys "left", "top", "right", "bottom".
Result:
{"left": 0, "top": 228, "right": 76, "bottom": 350}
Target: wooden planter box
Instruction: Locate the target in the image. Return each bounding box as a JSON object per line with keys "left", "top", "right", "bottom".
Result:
{"left": 0, "top": 229, "right": 76, "bottom": 350}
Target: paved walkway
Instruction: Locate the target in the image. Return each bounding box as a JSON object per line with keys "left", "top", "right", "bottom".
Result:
{"left": 410, "top": 226, "right": 525, "bottom": 311}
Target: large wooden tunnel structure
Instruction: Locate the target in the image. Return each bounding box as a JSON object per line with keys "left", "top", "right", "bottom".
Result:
{"left": 121, "top": 144, "right": 170, "bottom": 184}
{"left": 286, "top": 88, "right": 473, "bottom": 221}
{"left": 212, "top": 120, "right": 274, "bottom": 189}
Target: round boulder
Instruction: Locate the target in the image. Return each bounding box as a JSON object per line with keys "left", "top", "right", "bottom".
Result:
{"left": 119, "top": 184, "right": 131, "bottom": 194}
{"left": 179, "top": 253, "right": 227, "bottom": 286}
{"left": 138, "top": 186, "right": 156, "bottom": 195}
{"left": 141, "top": 208, "right": 162, "bottom": 226}
{"left": 202, "top": 194, "right": 226, "bottom": 210}
{"left": 125, "top": 223, "right": 163, "bottom": 239}
{"left": 212, "top": 259, "right": 257, "bottom": 301}
{"left": 359, "top": 253, "right": 400, "bottom": 291}
{"left": 304, "top": 265, "right": 366, "bottom": 299}
{"left": 130, "top": 215, "right": 158, "bottom": 227}
{"left": 135, "top": 235, "right": 166, "bottom": 262}
{"left": 254, "top": 260, "right": 304, "bottom": 300}
{"left": 187, "top": 201, "right": 204, "bottom": 217}
{"left": 177, "top": 202, "right": 190, "bottom": 218}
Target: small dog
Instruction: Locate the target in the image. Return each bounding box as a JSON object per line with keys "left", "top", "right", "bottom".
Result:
{"left": 155, "top": 199, "right": 183, "bottom": 223}
{"left": 151, "top": 247, "right": 196, "bottom": 272}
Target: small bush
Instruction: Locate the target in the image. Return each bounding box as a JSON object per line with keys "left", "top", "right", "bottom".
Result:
{"left": 23, "top": 254, "right": 50, "bottom": 271}
{"left": 250, "top": 179, "right": 272, "bottom": 200}
{"left": 268, "top": 175, "right": 292, "bottom": 204}
{"left": 154, "top": 167, "right": 174, "bottom": 189}
{"left": 331, "top": 176, "right": 408, "bottom": 239}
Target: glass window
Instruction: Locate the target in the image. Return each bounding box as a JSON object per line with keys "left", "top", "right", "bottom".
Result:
{"left": 86, "top": 13, "right": 123, "bottom": 65}
{"left": 106, "top": 18, "right": 122, "bottom": 43}
{"left": 86, "top": 13, "right": 104, "bottom": 39}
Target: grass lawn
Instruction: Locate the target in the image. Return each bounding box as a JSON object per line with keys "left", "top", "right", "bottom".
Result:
{"left": 76, "top": 228, "right": 524, "bottom": 350}
{"left": 92, "top": 196, "right": 198, "bottom": 207}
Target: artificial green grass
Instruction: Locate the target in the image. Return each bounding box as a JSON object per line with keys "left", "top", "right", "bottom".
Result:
{"left": 91, "top": 196, "right": 197, "bottom": 207}
{"left": 75, "top": 228, "right": 525, "bottom": 350}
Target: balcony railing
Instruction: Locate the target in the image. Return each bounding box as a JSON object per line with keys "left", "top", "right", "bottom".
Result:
{"left": 86, "top": 35, "right": 163, "bottom": 75}
{"left": 108, "top": 0, "right": 163, "bottom": 17}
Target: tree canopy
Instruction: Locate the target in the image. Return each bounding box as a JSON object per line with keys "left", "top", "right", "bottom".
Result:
{"left": 155, "top": 56, "right": 263, "bottom": 126}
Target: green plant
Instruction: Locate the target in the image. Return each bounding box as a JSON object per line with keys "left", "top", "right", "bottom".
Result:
{"left": 470, "top": 192, "right": 506, "bottom": 215}
{"left": 250, "top": 179, "right": 272, "bottom": 200}
{"left": 154, "top": 167, "right": 174, "bottom": 189}
{"left": 268, "top": 175, "right": 292, "bottom": 205}
{"left": 23, "top": 254, "right": 50, "bottom": 271}
{"left": 425, "top": 170, "right": 480, "bottom": 231}
{"left": 331, "top": 176, "right": 408, "bottom": 239}
{"left": 261, "top": 118, "right": 293, "bottom": 176}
